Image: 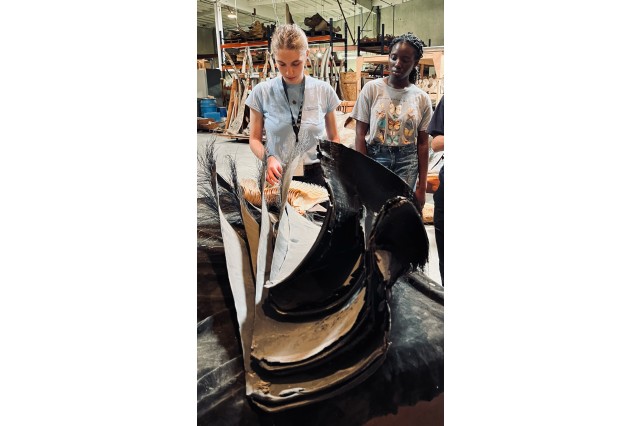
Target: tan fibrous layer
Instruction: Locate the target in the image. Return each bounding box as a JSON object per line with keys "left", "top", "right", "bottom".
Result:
{"left": 240, "top": 179, "right": 329, "bottom": 215}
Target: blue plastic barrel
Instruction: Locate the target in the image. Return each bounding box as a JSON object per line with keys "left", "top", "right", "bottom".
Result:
{"left": 203, "top": 112, "right": 222, "bottom": 121}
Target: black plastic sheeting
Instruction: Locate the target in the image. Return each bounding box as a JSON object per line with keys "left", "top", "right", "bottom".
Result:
{"left": 197, "top": 140, "right": 443, "bottom": 424}
{"left": 197, "top": 242, "right": 443, "bottom": 426}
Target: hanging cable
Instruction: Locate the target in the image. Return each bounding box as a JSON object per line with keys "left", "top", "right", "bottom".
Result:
{"left": 362, "top": 7, "right": 372, "bottom": 30}
{"left": 272, "top": 0, "right": 280, "bottom": 25}
{"left": 227, "top": 0, "right": 237, "bottom": 29}
{"left": 336, "top": 0, "right": 355, "bottom": 44}
{"left": 392, "top": 5, "right": 395, "bottom": 36}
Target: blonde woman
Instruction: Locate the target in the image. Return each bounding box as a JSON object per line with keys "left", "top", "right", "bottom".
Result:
{"left": 246, "top": 24, "right": 340, "bottom": 187}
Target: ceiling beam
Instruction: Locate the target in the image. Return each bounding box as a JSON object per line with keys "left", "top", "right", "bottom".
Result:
{"left": 371, "top": 0, "right": 406, "bottom": 7}
{"left": 244, "top": 0, "right": 304, "bottom": 5}
{"left": 198, "top": 0, "right": 394, "bottom": 32}
{"left": 198, "top": 10, "right": 216, "bottom": 17}
{"left": 215, "top": 0, "right": 374, "bottom": 22}
{"left": 353, "top": 0, "right": 373, "bottom": 10}
{"left": 217, "top": 0, "right": 276, "bottom": 13}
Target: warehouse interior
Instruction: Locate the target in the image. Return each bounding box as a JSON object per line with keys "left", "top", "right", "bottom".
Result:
{"left": 197, "top": 1, "right": 444, "bottom": 425}
{"left": 6, "top": 2, "right": 633, "bottom": 425}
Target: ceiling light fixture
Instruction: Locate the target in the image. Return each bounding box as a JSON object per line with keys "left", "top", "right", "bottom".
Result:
{"left": 228, "top": 13, "right": 236, "bottom": 18}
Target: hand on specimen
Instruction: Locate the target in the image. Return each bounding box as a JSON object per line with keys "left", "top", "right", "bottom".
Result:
{"left": 266, "top": 156, "right": 283, "bottom": 186}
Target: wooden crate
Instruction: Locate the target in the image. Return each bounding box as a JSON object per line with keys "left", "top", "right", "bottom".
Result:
{"left": 337, "top": 101, "right": 355, "bottom": 114}
{"left": 339, "top": 72, "right": 358, "bottom": 101}
{"left": 197, "top": 59, "right": 211, "bottom": 69}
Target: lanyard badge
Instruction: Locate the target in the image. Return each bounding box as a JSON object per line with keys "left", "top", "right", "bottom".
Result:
{"left": 282, "top": 76, "right": 305, "bottom": 144}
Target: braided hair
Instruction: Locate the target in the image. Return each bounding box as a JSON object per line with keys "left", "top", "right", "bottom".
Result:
{"left": 388, "top": 33, "right": 425, "bottom": 84}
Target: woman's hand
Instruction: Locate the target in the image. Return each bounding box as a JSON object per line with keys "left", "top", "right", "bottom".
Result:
{"left": 266, "top": 156, "right": 283, "bottom": 186}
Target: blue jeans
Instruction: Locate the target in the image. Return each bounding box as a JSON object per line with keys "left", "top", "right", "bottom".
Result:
{"left": 366, "top": 143, "right": 419, "bottom": 189}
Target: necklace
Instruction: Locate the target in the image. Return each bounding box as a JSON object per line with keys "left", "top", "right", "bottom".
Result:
{"left": 290, "top": 84, "right": 302, "bottom": 104}
{"left": 282, "top": 76, "right": 305, "bottom": 144}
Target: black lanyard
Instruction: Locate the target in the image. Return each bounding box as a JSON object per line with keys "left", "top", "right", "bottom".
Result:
{"left": 282, "top": 76, "right": 305, "bottom": 143}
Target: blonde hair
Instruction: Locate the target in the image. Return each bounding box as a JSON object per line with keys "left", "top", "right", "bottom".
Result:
{"left": 271, "top": 24, "right": 308, "bottom": 55}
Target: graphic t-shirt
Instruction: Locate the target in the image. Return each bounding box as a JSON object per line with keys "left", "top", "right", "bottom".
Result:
{"left": 351, "top": 78, "right": 432, "bottom": 146}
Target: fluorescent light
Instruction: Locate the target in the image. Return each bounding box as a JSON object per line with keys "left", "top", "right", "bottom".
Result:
{"left": 228, "top": 13, "right": 236, "bottom": 18}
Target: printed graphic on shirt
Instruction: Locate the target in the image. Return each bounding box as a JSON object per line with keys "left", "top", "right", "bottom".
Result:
{"left": 372, "top": 100, "right": 417, "bottom": 146}
{"left": 402, "top": 107, "right": 416, "bottom": 145}
{"left": 375, "top": 104, "right": 387, "bottom": 144}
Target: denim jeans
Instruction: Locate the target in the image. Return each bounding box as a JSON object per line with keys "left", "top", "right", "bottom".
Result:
{"left": 366, "top": 143, "right": 419, "bottom": 189}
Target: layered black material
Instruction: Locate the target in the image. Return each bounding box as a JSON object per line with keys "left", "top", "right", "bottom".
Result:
{"left": 263, "top": 171, "right": 365, "bottom": 318}
{"left": 197, "top": 252, "right": 444, "bottom": 425}
{"left": 197, "top": 140, "right": 443, "bottom": 421}
{"left": 265, "top": 140, "right": 425, "bottom": 317}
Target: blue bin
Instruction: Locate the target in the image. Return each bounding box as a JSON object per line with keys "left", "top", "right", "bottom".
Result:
{"left": 201, "top": 106, "right": 216, "bottom": 114}
{"left": 200, "top": 99, "right": 216, "bottom": 107}
{"left": 218, "top": 107, "right": 227, "bottom": 117}
{"left": 201, "top": 104, "right": 218, "bottom": 111}
{"left": 203, "top": 112, "right": 222, "bottom": 121}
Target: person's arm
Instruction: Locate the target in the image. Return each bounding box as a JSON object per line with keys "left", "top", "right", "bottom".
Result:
{"left": 427, "top": 96, "right": 444, "bottom": 152}
{"left": 431, "top": 135, "right": 444, "bottom": 152}
{"left": 249, "top": 107, "right": 282, "bottom": 185}
{"left": 415, "top": 130, "right": 429, "bottom": 210}
{"left": 354, "top": 120, "right": 369, "bottom": 156}
{"left": 249, "top": 108, "right": 266, "bottom": 159}
{"left": 351, "top": 81, "right": 371, "bottom": 155}
{"left": 324, "top": 110, "right": 340, "bottom": 143}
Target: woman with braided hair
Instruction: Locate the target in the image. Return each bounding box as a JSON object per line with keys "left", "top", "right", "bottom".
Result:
{"left": 351, "top": 32, "right": 433, "bottom": 210}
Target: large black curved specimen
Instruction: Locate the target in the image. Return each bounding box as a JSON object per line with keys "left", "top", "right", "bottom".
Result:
{"left": 197, "top": 140, "right": 443, "bottom": 420}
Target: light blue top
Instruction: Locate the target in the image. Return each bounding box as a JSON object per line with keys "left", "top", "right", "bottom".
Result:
{"left": 246, "top": 76, "right": 341, "bottom": 166}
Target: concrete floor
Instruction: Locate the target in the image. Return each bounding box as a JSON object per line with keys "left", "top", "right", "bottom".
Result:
{"left": 196, "top": 132, "right": 442, "bottom": 286}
